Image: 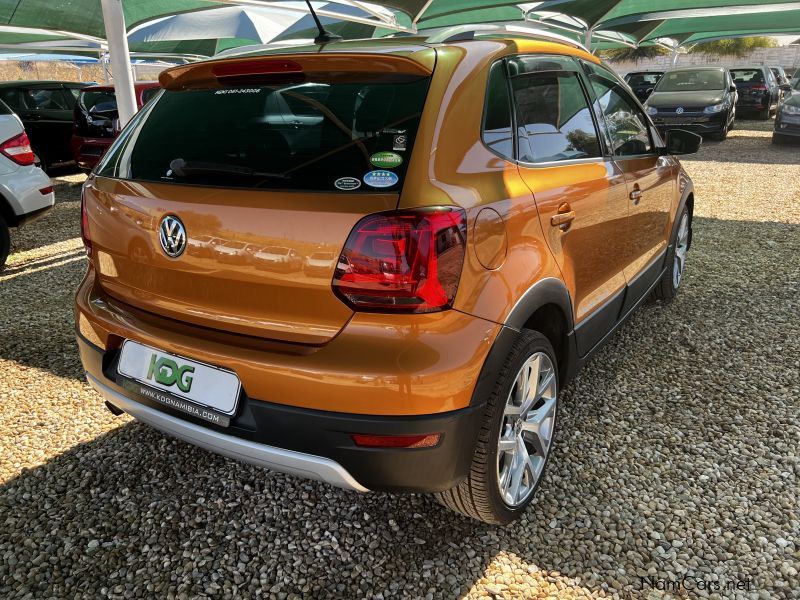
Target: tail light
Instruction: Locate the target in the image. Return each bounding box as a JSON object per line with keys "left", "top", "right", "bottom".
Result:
{"left": 0, "top": 132, "right": 35, "bottom": 166}
{"left": 751, "top": 85, "right": 768, "bottom": 91}
{"left": 332, "top": 208, "right": 467, "bottom": 313}
{"left": 80, "top": 189, "right": 92, "bottom": 257}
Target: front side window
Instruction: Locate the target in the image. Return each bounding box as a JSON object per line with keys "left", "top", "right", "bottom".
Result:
{"left": 511, "top": 68, "right": 601, "bottom": 164}
{"left": 98, "top": 77, "right": 430, "bottom": 192}
{"left": 584, "top": 63, "right": 653, "bottom": 157}
{"left": 482, "top": 61, "right": 514, "bottom": 160}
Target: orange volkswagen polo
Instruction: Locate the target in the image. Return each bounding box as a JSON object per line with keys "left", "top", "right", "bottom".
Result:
{"left": 76, "top": 27, "right": 699, "bottom": 524}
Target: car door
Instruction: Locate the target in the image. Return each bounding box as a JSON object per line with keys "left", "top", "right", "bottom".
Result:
{"left": 19, "top": 86, "right": 75, "bottom": 164}
{"left": 581, "top": 61, "right": 678, "bottom": 312}
{"left": 510, "top": 55, "right": 630, "bottom": 357}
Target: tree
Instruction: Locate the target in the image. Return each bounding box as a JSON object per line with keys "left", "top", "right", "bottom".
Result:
{"left": 690, "top": 36, "right": 778, "bottom": 57}
{"left": 598, "top": 46, "right": 669, "bottom": 62}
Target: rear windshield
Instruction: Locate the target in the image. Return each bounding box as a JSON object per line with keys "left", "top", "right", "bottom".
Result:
{"left": 81, "top": 89, "right": 117, "bottom": 114}
{"left": 626, "top": 73, "right": 661, "bottom": 86}
{"left": 731, "top": 69, "right": 765, "bottom": 84}
{"left": 0, "top": 99, "right": 11, "bottom": 115}
{"left": 97, "top": 78, "right": 430, "bottom": 192}
{"left": 655, "top": 70, "right": 725, "bottom": 92}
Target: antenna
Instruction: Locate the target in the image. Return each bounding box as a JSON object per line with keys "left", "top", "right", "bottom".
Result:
{"left": 304, "top": 0, "right": 342, "bottom": 45}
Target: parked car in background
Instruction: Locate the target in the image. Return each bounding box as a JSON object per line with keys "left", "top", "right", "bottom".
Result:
{"left": 0, "top": 81, "right": 85, "bottom": 171}
{"left": 773, "top": 75, "right": 800, "bottom": 144}
{"left": 0, "top": 100, "right": 55, "bottom": 268}
{"left": 76, "top": 33, "right": 700, "bottom": 525}
{"left": 624, "top": 71, "right": 664, "bottom": 102}
{"left": 645, "top": 66, "right": 737, "bottom": 140}
{"left": 71, "top": 82, "right": 160, "bottom": 172}
{"left": 253, "top": 245, "right": 303, "bottom": 272}
{"left": 731, "top": 66, "right": 781, "bottom": 119}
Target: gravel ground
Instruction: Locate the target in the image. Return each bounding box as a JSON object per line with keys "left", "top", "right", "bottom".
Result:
{"left": 0, "top": 120, "right": 798, "bottom": 599}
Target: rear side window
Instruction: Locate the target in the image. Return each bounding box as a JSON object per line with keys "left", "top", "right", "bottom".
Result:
{"left": 482, "top": 61, "right": 514, "bottom": 160}
{"left": 141, "top": 87, "right": 160, "bottom": 104}
{"left": 511, "top": 70, "right": 601, "bottom": 164}
{"left": 98, "top": 78, "right": 430, "bottom": 192}
{"left": 0, "top": 89, "right": 20, "bottom": 110}
{"left": 21, "top": 88, "right": 73, "bottom": 110}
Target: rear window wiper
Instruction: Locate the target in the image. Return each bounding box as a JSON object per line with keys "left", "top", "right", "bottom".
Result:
{"left": 168, "top": 158, "right": 290, "bottom": 181}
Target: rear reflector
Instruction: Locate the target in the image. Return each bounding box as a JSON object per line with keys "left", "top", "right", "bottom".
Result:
{"left": 351, "top": 433, "right": 441, "bottom": 448}
{"left": 39, "top": 186, "right": 53, "bottom": 195}
{"left": 332, "top": 208, "right": 467, "bottom": 313}
{"left": 0, "top": 132, "right": 35, "bottom": 166}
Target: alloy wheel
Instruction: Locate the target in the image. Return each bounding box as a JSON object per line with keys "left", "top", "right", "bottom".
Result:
{"left": 496, "top": 352, "right": 558, "bottom": 507}
{"left": 673, "top": 212, "right": 690, "bottom": 289}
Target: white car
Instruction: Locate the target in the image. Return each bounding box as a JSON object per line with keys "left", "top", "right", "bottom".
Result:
{"left": 0, "top": 99, "right": 55, "bottom": 268}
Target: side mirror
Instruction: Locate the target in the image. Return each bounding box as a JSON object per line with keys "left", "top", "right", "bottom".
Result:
{"left": 780, "top": 83, "right": 792, "bottom": 92}
{"left": 729, "top": 84, "right": 737, "bottom": 93}
{"left": 664, "top": 129, "right": 702, "bottom": 155}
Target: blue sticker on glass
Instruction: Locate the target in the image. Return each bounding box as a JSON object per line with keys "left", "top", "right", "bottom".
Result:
{"left": 363, "top": 170, "right": 399, "bottom": 189}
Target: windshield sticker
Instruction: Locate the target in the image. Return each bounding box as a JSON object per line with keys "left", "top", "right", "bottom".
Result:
{"left": 363, "top": 170, "right": 399, "bottom": 189}
{"left": 393, "top": 135, "right": 407, "bottom": 151}
{"left": 370, "top": 152, "right": 403, "bottom": 169}
{"left": 334, "top": 177, "right": 361, "bottom": 191}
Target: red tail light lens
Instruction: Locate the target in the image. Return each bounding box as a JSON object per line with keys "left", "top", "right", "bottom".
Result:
{"left": 0, "top": 132, "right": 35, "bottom": 166}
{"left": 80, "top": 190, "right": 92, "bottom": 257}
{"left": 332, "top": 208, "right": 467, "bottom": 313}
{"left": 351, "top": 433, "right": 441, "bottom": 448}
{"left": 751, "top": 85, "right": 768, "bottom": 91}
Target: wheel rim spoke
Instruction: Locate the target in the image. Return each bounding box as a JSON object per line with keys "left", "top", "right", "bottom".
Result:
{"left": 521, "top": 396, "right": 557, "bottom": 456}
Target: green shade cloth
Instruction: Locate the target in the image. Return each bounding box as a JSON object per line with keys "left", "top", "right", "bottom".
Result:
{"left": 0, "top": 1, "right": 222, "bottom": 40}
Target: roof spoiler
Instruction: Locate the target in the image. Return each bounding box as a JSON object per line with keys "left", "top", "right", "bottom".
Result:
{"left": 160, "top": 52, "right": 435, "bottom": 90}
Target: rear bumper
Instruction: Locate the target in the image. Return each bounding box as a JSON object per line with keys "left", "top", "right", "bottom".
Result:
{"left": 0, "top": 164, "right": 54, "bottom": 226}
{"left": 79, "top": 334, "right": 486, "bottom": 493}
{"left": 75, "top": 265, "right": 506, "bottom": 492}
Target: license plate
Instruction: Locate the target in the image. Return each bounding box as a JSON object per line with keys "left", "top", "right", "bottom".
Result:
{"left": 117, "top": 341, "right": 241, "bottom": 422}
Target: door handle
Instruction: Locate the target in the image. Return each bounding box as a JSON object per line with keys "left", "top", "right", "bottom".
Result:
{"left": 629, "top": 188, "right": 643, "bottom": 204}
{"left": 551, "top": 204, "right": 576, "bottom": 231}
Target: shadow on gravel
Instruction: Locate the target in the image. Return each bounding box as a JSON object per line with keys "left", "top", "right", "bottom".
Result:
{"left": 0, "top": 216, "right": 797, "bottom": 597}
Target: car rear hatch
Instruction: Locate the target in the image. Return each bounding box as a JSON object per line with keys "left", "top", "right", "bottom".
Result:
{"left": 84, "top": 47, "right": 435, "bottom": 345}
{"left": 75, "top": 88, "right": 120, "bottom": 138}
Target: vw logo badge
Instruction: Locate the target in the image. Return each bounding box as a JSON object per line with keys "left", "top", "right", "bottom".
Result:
{"left": 159, "top": 215, "right": 187, "bottom": 258}
{"left": 675, "top": 107, "right": 684, "bottom": 115}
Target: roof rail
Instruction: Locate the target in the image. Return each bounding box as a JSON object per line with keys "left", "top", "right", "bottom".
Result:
{"left": 424, "top": 23, "right": 588, "bottom": 52}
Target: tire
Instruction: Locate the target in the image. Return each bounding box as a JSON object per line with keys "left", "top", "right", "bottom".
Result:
{"left": 709, "top": 126, "right": 728, "bottom": 141}
{"left": 652, "top": 206, "right": 690, "bottom": 302}
{"left": 772, "top": 132, "right": 788, "bottom": 145}
{"left": 436, "top": 330, "right": 559, "bottom": 525}
{"left": 0, "top": 218, "right": 10, "bottom": 271}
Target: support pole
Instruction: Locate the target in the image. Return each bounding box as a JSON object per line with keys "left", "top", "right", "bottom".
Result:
{"left": 100, "top": 0, "right": 136, "bottom": 127}
{"left": 670, "top": 45, "right": 680, "bottom": 67}
{"left": 584, "top": 27, "right": 594, "bottom": 52}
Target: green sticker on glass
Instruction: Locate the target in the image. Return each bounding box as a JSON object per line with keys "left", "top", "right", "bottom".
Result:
{"left": 370, "top": 151, "right": 403, "bottom": 169}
